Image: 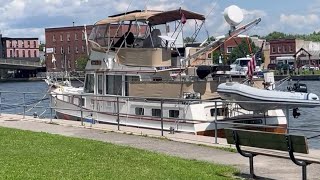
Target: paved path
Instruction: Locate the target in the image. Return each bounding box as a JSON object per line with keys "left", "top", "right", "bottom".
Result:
{"left": 0, "top": 114, "right": 320, "bottom": 180}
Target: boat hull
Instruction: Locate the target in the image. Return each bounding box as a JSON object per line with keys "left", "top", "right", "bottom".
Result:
{"left": 52, "top": 95, "right": 287, "bottom": 137}
{"left": 217, "top": 82, "right": 320, "bottom": 112}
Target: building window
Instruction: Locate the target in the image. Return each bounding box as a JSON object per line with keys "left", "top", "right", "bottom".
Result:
{"left": 75, "top": 33, "right": 78, "bottom": 40}
{"left": 82, "top": 45, "right": 85, "bottom": 53}
{"left": 9, "top": 41, "right": 12, "bottom": 48}
{"left": 67, "top": 33, "right": 70, "bottom": 41}
{"left": 207, "top": 53, "right": 212, "bottom": 59}
{"left": 75, "top": 46, "right": 79, "bottom": 53}
{"left": 60, "top": 34, "right": 63, "bottom": 41}
{"left": 68, "top": 60, "right": 71, "bottom": 68}
{"left": 278, "top": 46, "right": 281, "bottom": 53}
{"left": 61, "top": 47, "right": 64, "bottom": 54}
{"left": 22, "top": 41, "right": 24, "bottom": 48}
{"left": 22, "top": 50, "right": 25, "bottom": 57}
{"left": 34, "top": 50, "right": 37, "bottom": 57}
{"left": 82, "top": 33, "right": 85, "bottom": 40}
{"left": 34, "top": 41, "right": 36, "bottom": 48}
{"left": 16, "top": 50, "right": 19, "bottom": 57}
{"left": 28, "top": 50, "right": 31, "bottom": 57}
{"left": 289, "top": 45, "right": 293, "bottom": 52}
{"left": 227, "top": 47, "right": 234, "bottom": 53}
{"left": 16, "top": 40, "right": 18, "bottom": 48}
{"left": 135, "top": 108, "right": 144, "bottom": 115}
{"left": 53, "top": 35, "right": 56, "bottom": 42}
{"left": 283, "top": 46, "right": 286, "bottom": 52}
{"left": 152, "top": 109, "right": 161, "bottom": 117}
{"left": 68, "top": 46, "right": 71, "bottom": 54}
{"left": 169, "top": 110, "right": 179, "bottom": 118}
{"left": 10, "top": 50, "right": 12, "bottom": 57}
{"left": 54, "top": 47, "right": 56, "bottom": 54}
{"left": 27, "top": 41, "right": 30, "bottom": 47}
{"left": 272, "top": 46, "right": 275, "bottom": 53}
{"left": 61, "top": 59, "right": 64, "bottom": 68}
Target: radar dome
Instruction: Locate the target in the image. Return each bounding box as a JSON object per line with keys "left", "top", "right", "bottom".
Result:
{"left": 224, "top": 5, "right": 244, "bottom": 26}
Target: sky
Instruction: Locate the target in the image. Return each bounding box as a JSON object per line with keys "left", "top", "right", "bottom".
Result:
{"left": 1, "top": 0, "right": 320, "bottom": 43}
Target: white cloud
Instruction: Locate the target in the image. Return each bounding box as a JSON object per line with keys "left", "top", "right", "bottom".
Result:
{"left": 280, "top": 14, "right": 319, "bottom": 29}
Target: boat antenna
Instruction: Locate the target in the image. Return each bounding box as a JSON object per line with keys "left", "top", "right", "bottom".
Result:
{"left": 144, "top": 0, "right": 150, "bottom": 11}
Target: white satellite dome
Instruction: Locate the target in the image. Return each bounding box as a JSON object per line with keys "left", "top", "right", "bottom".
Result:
{"left": 224, "top": 5, "right": 244, "bottom": 26}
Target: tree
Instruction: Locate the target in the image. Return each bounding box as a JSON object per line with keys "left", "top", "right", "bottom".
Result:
{"left": 76, "top": 55, "right": 89, "bottom": 71}
{"left": 228, "top": 39, "right": 259, "bottom": 64}
{"left": 211, "top": 51, "right": 220, "bottom": 64}
{"left": 183, "top": 37, "right": 196, "bottom": 43}
{"left": 39, "top": 44, "right": 45, "bottom": 52}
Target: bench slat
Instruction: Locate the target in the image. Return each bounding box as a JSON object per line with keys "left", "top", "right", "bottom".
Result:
{"left": 225, "top": 128, "right": 308, "bottom": 154}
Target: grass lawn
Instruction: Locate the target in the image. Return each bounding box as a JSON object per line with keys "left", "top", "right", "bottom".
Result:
{"left": 0, "top": 127, "right": 239, "bottom": 179}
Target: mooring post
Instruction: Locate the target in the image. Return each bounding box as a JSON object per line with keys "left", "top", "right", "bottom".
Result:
{"left": 286, "top": 105, "right": 290, "bottom": 134}
{"left": 214, "top": 101, "right": 218, "bottom": 144}
{"left": 161, "top": 99, "right": 164, "bottom": 136}
{"left": 50, "top": 93, "right": 53, "bottom": 123}
{"left": 80, "top": 95, "right": 84, "bottom": 126}
{"left": 117, "top": 96, "right": 120, "bottom": 131}
{"left": 0, "top": 92, "right": 2, "bottom": 117}
{"left": 23, "top": 93, "right": 26, "bottom": 119}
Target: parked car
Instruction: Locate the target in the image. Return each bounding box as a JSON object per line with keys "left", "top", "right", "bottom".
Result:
{"left": 267, "top": 63, "right": 277, "bottom": 70}
{"left": 301, "top": 65, "right": 319, "bottom": 70}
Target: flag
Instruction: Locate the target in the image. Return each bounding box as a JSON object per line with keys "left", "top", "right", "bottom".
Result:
{"left": 180, "top": 8, "right": 187, "bottom": 24}
{"left": 247, "top": 42, "right": 264, "bottom": 79}
{"left": 52, "top": 54, "right": 56, "bottom": 63}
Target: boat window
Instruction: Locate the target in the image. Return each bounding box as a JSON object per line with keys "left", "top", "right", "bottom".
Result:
{"left": 169, "top": 110, "right": 179, "bottom": 118}
{"left": 135, "top": 107, "right": 144, "bottom": 115}
{"left": 97, "top": 75, "right": 103, "bottom": 94}
{"left": 153, "top": 77, "right": 162, "bottom": 81}
{"left": 210, "top": 108, "right": 225, "bottom": 117}
{"left": 106, "top": 75, "right": 122, "bottom": 95}
{"left": 84, "top": 74, "right": 94, "bottom": 93}
{"left": 152, "top": 109, "right": 161, "bottom": 117}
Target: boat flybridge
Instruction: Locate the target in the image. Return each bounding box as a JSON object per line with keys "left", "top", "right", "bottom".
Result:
{"left": 50, "top": 6, "right": 287, "bottom": 136}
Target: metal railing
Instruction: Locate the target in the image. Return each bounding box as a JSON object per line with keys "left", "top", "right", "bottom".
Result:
{"left": 0, "top": 90, "right": 320, "bottom": 148}
{"left": 0, "top": 58, "right": 42, "bottom": 67}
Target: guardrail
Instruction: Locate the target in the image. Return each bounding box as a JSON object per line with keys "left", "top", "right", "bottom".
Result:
{"left": 0, "top": 91, "right": 319, "bottom": 148}
{"left": 0, "top": 59, "right": 42, "bottom": 67}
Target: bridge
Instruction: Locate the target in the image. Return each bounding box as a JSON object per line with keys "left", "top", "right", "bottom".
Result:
{"left": 0, "top": 58, "right": 43, "bottom": 70}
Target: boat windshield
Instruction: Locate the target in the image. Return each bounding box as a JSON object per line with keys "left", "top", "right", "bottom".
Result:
{"left": 233, "top": 59, "right": 262, "bottom": 67}
{"left": 88, "top": 22, "right": 148, "bottom": 49}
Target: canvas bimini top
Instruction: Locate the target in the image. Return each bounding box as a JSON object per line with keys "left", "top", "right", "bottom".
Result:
{"left": 95, "top": 9, "right": 206, "bottom": 25}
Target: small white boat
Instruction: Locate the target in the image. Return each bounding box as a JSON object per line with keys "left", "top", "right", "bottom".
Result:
{"left": 217, "top": 82, "right": 320, "bottom": 112}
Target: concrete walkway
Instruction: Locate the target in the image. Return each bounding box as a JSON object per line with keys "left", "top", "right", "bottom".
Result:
{"left": 0, "top": 114, "right": 320, "bottom": 180}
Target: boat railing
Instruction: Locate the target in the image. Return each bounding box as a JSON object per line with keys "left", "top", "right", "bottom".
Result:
{"left": 0, "top": 90, "right": 320, "bottom": 148}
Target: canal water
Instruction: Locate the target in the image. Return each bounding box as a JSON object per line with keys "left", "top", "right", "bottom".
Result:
{"left": 0, "top": 81, "right": 320, "bottom": 149}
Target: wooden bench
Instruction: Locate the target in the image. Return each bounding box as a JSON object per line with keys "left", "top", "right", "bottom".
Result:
{"left": 225, "top": 128, "right": 320, "bottom": 180}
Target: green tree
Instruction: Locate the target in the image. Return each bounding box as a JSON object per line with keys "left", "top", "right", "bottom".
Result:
{"left": 183, "top": 37, "right": 196, "bottom": 43}
{"left": 211, "top": 51, "right": 220, "bottom": 64}
{"left": 76, "top": 55, "right": 89, "bottom": 71}
{"left": 228, "top": 39, "right": 259, "bottom": 64}
{"left": 39, "top": 44, "right": 45, "bottom": 52}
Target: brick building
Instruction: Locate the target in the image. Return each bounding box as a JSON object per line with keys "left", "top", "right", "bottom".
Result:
{"left": 269, "top": 39, "right": 296, "bottom": 64}
{"left": 269, "top": 39, "right": 320, "bottom": 67}
{"left": 212, "top": 36, "right": 266, "bottom": 64}
{"left": 45, "top": 25, "right": 93, "bottom": 72}
{"left": 0, "top": 34, "right": 39, "bottom": 60}
{"left": 45, "top": 24, "right": 146, "bottom": 72}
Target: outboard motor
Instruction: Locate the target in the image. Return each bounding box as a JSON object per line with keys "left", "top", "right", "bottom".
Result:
{"left": 196, "top": 65, "right": 231, "bottom": 79}
{"left": 293, "top": 108, "right": 301, "bottom": 118}
{"left": 293, "top": 82, "right": 307, "bottom": 93}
